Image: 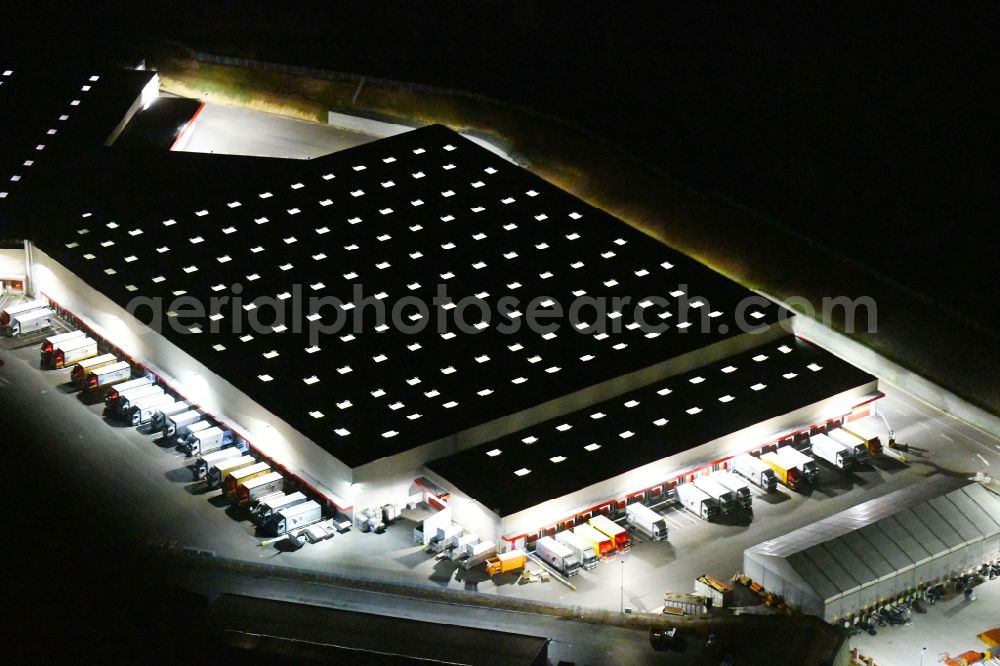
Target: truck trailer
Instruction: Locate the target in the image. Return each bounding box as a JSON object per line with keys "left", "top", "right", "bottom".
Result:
{"left": 207, "top": 455, "right": 257, "bottom": 489}
{"left": 533, "top": 536, "right": 581, "bottom": 576}
{"left": 193, "top": 447, "right": 243, "bottom": 481}
{"left": 147, "top": 400, "right": 190, "bottom": 432}
{"left": 555, "top": 530, "right": 599, "bottom": 570}
{"left": 460, "top": 540, "right": 498, "bottom": 570}
{"left": 49, "top": 336, "right": 97, "bottom": 369}
{"left": 161, "top": 409, "right": 202, "bottom": 437}
{"left": 810, "top": 432, "right": 855, "bottom": 470}
{"left": 237, "top": 471, "right": 284, "bottom": 505}
{"left": 7, "top": 308, "right": 54, "bottom": 337}
{"left": 589, "top": 514, "right": 632, "bottom": 552}
{"left": 0, "top": 298, "right": 48, "bottom": 334}
{"left": 485, "top": 549, "right": 527, "bottom": 576}
{"left": 776, "top": 447, "right": 819, "bottom": 485}
{"left": 127, "top": 392, "right": 177, "bottom": 426}
{"left": 760, "top": 450, "right": 805, "bottom": 490}
{"left": 692, "top": 476, "right": 738, "bottom": 514}
{"left": 40, "top": 330, "right": 84, "bottom": 363}
{"left": 841, "top": 419, "right": 882, "bottom": 457}
{"left": 827, "top": 428, "right": 872, "bottom": 465}
{"left": 729, "top": 453, "right": 778, "bottom": 492}
{"left": 253, "top": 491, "right": 308, "bottom": 523}
{"left": 625, "top": 503, "right": 669, "bottom": 540}
{"left": 70, "top": 353, "right": 118, "bottom": 387}
{"left": 104, "top": 376, "right": 152, "bottom": 405}
{"left": 83, "top": 361, "right": 132, "bottom": 397}
{"left": 675, "top": 483, "right": 720, "bottom": 521}
{"left": 224, "top": 461, "right": 271, "bottom": 496}
{"left": 179, "top": 426, "right": 236, "bottom": 457}
{"left": 712, "top": 471, "right": 753, "bottom": 511}
{"left": 107, "top": 383, "right": 162, "bottom": 417}
{"left": 573, "top": 523, "right": 616, "bottom": 559}
{"left": 268, "top": 500, "right": 323, "bottom": 536}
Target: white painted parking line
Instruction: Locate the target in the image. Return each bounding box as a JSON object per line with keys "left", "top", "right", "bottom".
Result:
{"left": 977, "top": 454, "right": 990, "bottom": 466}
{"left": 940, "top": 433, "right": 954, "bottom": 442}
{"left": 916, "top": 420, "right": 930, "bottom": 430}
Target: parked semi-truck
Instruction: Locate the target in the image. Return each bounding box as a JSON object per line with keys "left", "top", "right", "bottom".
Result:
{"left": 70, "top": 353, "right": 118, "bottom": 387}
{"left": 7, "top": 308, "right": 54, "bottom": 337}
{"left": 675, "top": 483, "right": 720, "bottom": 521}
{"left": 827, "top": 428, "right": 871, "bottom": 465}
{"left": 761, "top": 450, "right": 805, "bottom": 490}
{"left": 268, "top": 500, "right": 323, "bottom": 536}
{"left": 194, "top": 447, "right": 243, "bottom": 481}
{"left": 692, "top": 476, "right": 738, "bottom": 514}
{"left": 237, "top": 471, "right": 284, "bottom": 505}
{"left": 207, "top": 455, "right": 257, "bottom": 489}
{"left": 40, "top": 330, "right": 84, "bottom": 363}
{"left": 589, "top": 514, "right": 632, "bottom": 552}
{"left": 485, "top": 549, "right": 527, "bottom": 576}
{"left": 148, "top": 400, "right": 189, "bottom": 432}
{"left": 179, "top": 426, "right": 237, "bottom": 457}
{"left": 712, "top": 471, "right": 753, "bottom": 511}
{"left": 107, "top": 383, "right": 161, "bottom": 416}
{"left": 49, "top": 336, "right": 97, "bottom": 369}
{"left": 127, "top": 392, "right": 176, "bottom": 426}
{"left": 777, "top": 447, "right": 819, "bottom": 485}
{"left": 161, "top": 409, "right": 202, "bottom": 437}
{"left": 104, "top": 376, "right": 152, "bottom": 404}
{"left": 841, "top": 419, "right": 882, "bottom": 457}
{"left": 533, "top": 536, "right": 581, "bottom": 576}
{"left": 0, "top": 298, "right": 48, "bottom": 334}
{"left": 460, "top": 540, "right": 498, "bottom": 570}
{"left": 625, "top": 503, "right": 669, "bottom": 540}
{"left": 573, "top": 523, "right": 616, "bottom": 559}
{"left": 811, "top": 432, "right": 855, "bottom": 470}
{"left": 84, "top": 361, "right": 132, "bottom": 397}
{"left": 224, "top": 462, "right": 271, "bottom": 496}
{"left": 253, "top": 491, "right": 308, "bottom": 524}
{"left": 555, "top": 530, "right": 599, "bottom": 570}
{"left": 730, "top": 453, "right": 778, "bottom": 492}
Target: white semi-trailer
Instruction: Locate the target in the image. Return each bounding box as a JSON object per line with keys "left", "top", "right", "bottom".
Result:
{"left": 254, "top": 492, "right": 308, "bottom": 524}
{"left": 176, "top": 420, "right": 211, "bottom": 442}
{"left": 7, "top": 308, "right": 54, "bottom": 337}
{"left": 161, "top": 409, "right": 201, "bottom": 437}
{"left": 730, "top": 454, "right": 777, "bottom": 491}
{"left": 82, "top": 361, "right": 132, "bottom": 397}
{"left": 810, "top": 432, "right": 854, "bottom": 470}
{"left": 41, "top": 330, "right": 85, "bottom": 363}
{"left": 269, "top": 500, "right": 323, "bottom": 536}
{"left": 193, "top": 447, "right": 243, "bottom": 481}
{"left": 148, "top": 400, "right": 190, "bottom": 433}
{"left": 555, "top": 530, "right": 599, "bottom": 570}
{"left": 827, "top": 428, "right": 871, "bottom": 465}
{"left": 70, "top": 353, "right": 118, "bottom": 387}
{"left": 237, "top": 471, "right": 284, "bottom": 505}
{"left": 207, "top": 455, "right": 256, "bottom": 489}
{"left": 675, "top": 483, "right": 720, "bottom": 521}
{"left": 692, "top": 476, "right": 738, "bottom": 514}
{"left": 49, "top": 336, "right": 98, "bottom": 369}
{"left": 0, "top": 298, "right": 48, "bottom": 334}
{"left": 712, "top": 471, "right": 753, "bottom": 511}
{"left": 180, "top": 426, "right": 238, "bottom": 457}
{"left": 127, "top": 392, "right": 177, "bottom": 426}
{"left": 534, "top": 536, "right": 581, "bottom": 576}
{"left": 625, "top": 503, "right": 669, "bottom": 540}
{"left": 112, "top": 384, "right": 165, "bottom": 418}
{"left": 460, "top": 540, "right": 499, "bottom": 570}
{"left": 104, "top": 377, "right": 152, "bottom": 405}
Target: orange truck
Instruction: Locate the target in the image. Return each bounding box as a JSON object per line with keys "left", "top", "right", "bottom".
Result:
{"left": 589, "top": 514, "right": 632, "bottom": 553}
{"left": 573, "top": 523, "right": 616, "bottom": 559}
{"left": 485, "top": 550, "right": 527, "bottom": 576}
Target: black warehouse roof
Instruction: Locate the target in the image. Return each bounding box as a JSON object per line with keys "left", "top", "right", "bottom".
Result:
{"left": 427, "top": 335, "right": 877, "bottom": 517}
{"left": 37, "top": 122, "right": 793, "bottom": 468}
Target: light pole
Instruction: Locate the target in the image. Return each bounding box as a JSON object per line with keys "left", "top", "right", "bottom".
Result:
{"left": 620, "top": 559, "right": 625, "bottom": 614}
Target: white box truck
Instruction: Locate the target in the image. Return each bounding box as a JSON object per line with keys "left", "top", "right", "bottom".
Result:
{"left": 207, "top": 455, "right": 256, "bottom": 489}
{"left": 827, "top": 428, "right": 870, "bottom": 465}
{"left": 1, "top": 298, "right": 48, "bottom": 334}
{"left": 730, "top": 454, "right": 778, "bottom": 492}
{"left": 147, "top": 400, "right": 189, "bottom": 432}
{"left": 7, "top": 308, "right": 54, "bottom": 337}
{"left": 534, "top": 535, "right": 581, "bottom": 576}
{"left": 70, "top": 353, "right": 118, "bottom": 387}
{"left": 555, "top": 530, "right": 599, "bottom": 570}
{"left": 692, "top": 476, "right": 738, "bottom": 514}
{"left": 269, "top": 500, "right": 322, "bottom": 536}
{"left": 810, "top": 432, "right": 854, "bottom": 470}
{"left": 193, "top": 446, "right": 243, "bottom": 481}
{"left": 49, "top": 336, "right": 98, "bottom": 369}
{"left": 254, "top": 491, "right": 308, "bottom": 524}
{"left": 161, "top": 409, "right": 202, "bottom": 437}
{"left": 179, "top": 426, "right": 238, "bottom": 457}
{"left": 41, "top": 330, "right": 85, "bottom": 363}
{"left": 82, "top": 361, "right": 132, "bottom": 397}
{"left": 127, "top": 392, "right": 177, "bottom": 426}
{"left": 108, "top": 383, "right": 162, "bottom": 416}
{"left": 776, "top": 446, "right": 819, "bottom": 485}
{"left": 460, "top": 540, "right": 498, "bottom": 570}
{"left": 104, "top": 376, "right": 152, "bottom": 406}
{"left": 625, "top": 503, "right": 669, "bottom": 540}
{"left": 675, "top": 483, "right": 720, "bottom": 521}
{"left": 712, "top": 471, "right": 753, "bottom": 511}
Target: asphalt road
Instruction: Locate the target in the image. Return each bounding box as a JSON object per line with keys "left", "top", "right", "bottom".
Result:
{"left": 173, "top": 102, "right": 378, "bottom": 158}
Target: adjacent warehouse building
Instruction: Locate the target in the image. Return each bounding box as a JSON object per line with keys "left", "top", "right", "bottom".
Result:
{"left": 5, "top": 64, "right": 881, "bottom": 542}
{"left": 743, "top": 478, "right": 1000, "bottom": 624}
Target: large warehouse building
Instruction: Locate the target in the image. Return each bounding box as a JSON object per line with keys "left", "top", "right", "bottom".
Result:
{"left": 3, "top": 64, "right": 882, "bottom": 545}
{"left": 744, "top": 478, "right": 1000, "bottom": 624}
